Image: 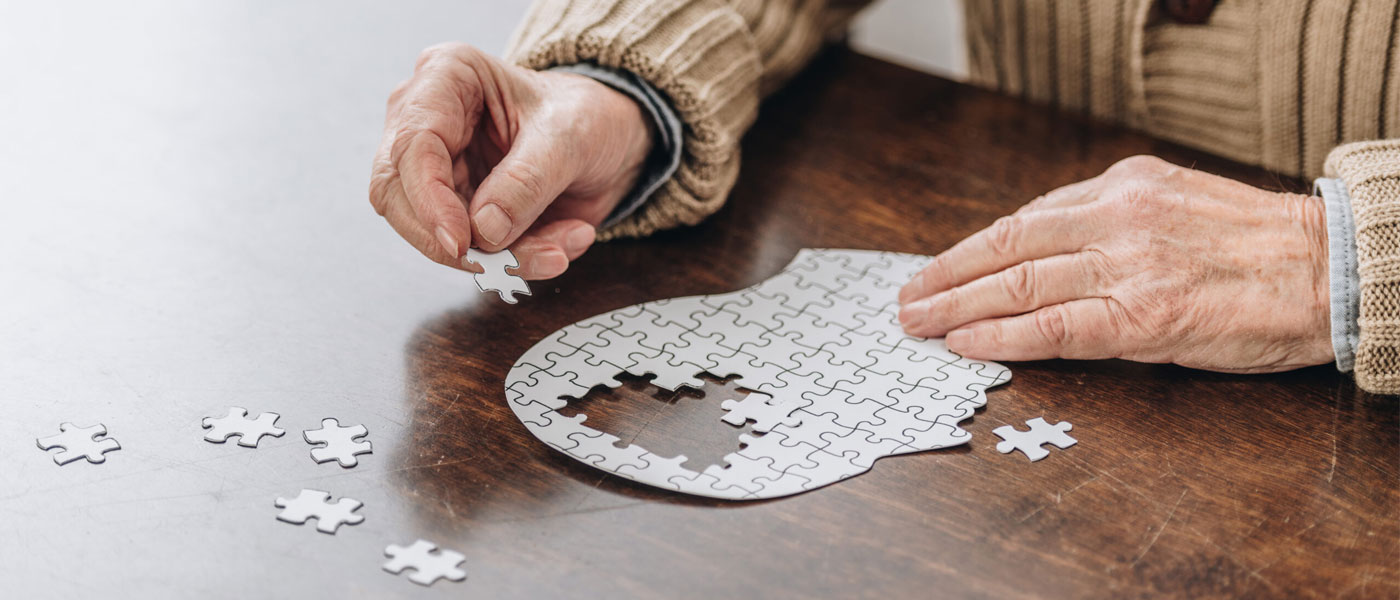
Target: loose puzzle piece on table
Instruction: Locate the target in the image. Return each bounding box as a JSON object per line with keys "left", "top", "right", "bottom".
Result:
{"left": 383, "top": 539, "right": 467, "bottom": 586}
{"left": 464, "top": 248, "right": 531, "bottom": 304}
{"left": 303, "top": 418, "right": 372, "bottom": 468}
{"left": 993, "top": 417, "right": 1076, "bottom": 461}
{"left": 504, "top": 249, "right": 1013, "bottom": 500}
{"left": 36, "top": 422, "right": 121, "bottom": 465}
{"left": 274, "top": 489, "right": 364, "bottom": 534}
{"left": 202, "top": 407, "right": 286, "bottom": 448}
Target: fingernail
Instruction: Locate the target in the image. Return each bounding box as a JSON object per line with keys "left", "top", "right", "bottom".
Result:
{"left": 898, "top": 299, "right": 930, "bottom": 329}
{"left": 435, "top": 226, "right": 459, "bottom": 258}
{"left": 564, "top": 225, "right": 595, "bottom": 254}
{"left": 474, "top": 204, "right": 512, "bottom": 246}
{"left": 899, "top": 273, "right": 924, "bottom": 302}
{"left": 947, "top": 328, "right": 975, "bottom": 351}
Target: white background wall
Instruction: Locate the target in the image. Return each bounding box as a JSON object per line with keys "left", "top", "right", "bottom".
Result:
{"left": 850, "top": 0, "right": 966, "bottom": 80}
{"left": 473, "top": 1, "right": 962, "bottom": 80}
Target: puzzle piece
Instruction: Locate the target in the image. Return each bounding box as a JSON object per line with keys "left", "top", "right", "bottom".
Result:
{"left": 505, "top": 249, "right": 1014, "bottom": 500}
{"left": 993, "top": 417, "right": 1077, "bottom": 461}
{"left": 383, "top": 540, "right": 467, "bottom": 586}
{"left": 36, "top": 422, "right": 121, "bottom": 465}
{"left": 464, "top": 248, "right": 530, "bottom": 304}
{"left": 302, "top": 418, "right": 372, "bottom": 468}
{"left": 202, "top": 407, "right": 286, "bottom": 447}
{"left": 274, "top": 489, "right": 364, "bottom": 534}
{"left": 720, "top": 391, "right": 803, "bottom": 432}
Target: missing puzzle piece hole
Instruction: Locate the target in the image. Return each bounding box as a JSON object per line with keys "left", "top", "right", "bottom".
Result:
{"left": 556, "top": 371, "right": 764, "bottom": 472}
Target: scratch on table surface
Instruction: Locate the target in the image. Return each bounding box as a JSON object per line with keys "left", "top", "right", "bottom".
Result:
{"left": 1018, "top": 472, "right": 1101, "bottom": 523}
{"left": 432, "top": 392, "right": 463, "bottom": 426}
{"left": 1327, "top": 391, "right": 1340, "bottom": 483}
{"left": 1240, "top": 545, "right": 1307, "bottom": 597}
{"left": 1127, "top": 488, "right": 1187, "bottom": 568}
{"left": 1171, "top": 518, "right": 1288, "bottom": 596}
{"left": 1292, "top": 509, "right": 1344, "bottom": 539}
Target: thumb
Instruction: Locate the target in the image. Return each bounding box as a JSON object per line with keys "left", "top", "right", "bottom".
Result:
{"left": 469, "top": 134, "right": 574, "bottom": 251}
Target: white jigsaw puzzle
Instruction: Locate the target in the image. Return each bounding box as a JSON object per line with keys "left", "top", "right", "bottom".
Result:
{"left": 720, "top": 391, "right": 802, "bottom": 432}
{"left": 383, "top": 540, "right": 467, "bottom": 586}
{"left": 993, "top": 417, "right": 1076, "bottom": 461}
{"left": 464, "top": 248, "right": 531, "bottom": 304}
{"left": 274, "top": 489, "right": 365, "bottom": 534}
{"left": 504, "top": 249, "right": 1013, "bottom": 500}
{"left": 303, "top": 418, "right": 372, "bottom": 468}
{"left": 36, "top": 422, "right": 121, "bottom": 465}
{"left": 202, "top": 407, "right": 286, "bottom": 448}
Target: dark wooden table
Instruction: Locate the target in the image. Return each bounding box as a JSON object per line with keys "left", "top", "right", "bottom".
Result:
{"left": 2, "top": 7, "right": 1395, "bottom": 597}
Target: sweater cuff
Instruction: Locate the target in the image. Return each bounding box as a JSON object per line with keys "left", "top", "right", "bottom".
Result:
{"left": 549, "top": 63, "right": 685, "bottom": 230}
{"left": 1325, "top": 139, "right": 1400, "bottom": 394}
{"left": 1315, "top": 177, "right": 1360, "bottom": 372}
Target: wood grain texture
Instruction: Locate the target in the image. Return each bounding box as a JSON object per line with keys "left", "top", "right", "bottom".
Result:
{"left": 2, "top": 39, "right": 1394, "bottom": 598}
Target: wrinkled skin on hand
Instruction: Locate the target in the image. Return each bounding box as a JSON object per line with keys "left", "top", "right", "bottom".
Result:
{"left": 898, "top": 156, "right": 1334, "bottom": 374}
{"left": 370, "top": 43, "right": 654, "bottom": 279}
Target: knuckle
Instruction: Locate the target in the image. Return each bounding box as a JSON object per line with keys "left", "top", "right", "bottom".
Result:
{"left": 501, "top": 160, "right": 548, "bottom": 204}
{"left": 387, "top": 129, "right": 419, "bottom": 165}
{"left": 368, "top": 160, "right": 396, "bottom": 216}
{"left": 388, "top": 79, "right": 411, "bottom": 104}
{"left": 923, "top": 259, "right": 954, "bottom": 289}
{"left": 985, "top": 216, "right": 1021, "bottom": 255}
{"left": 1079, "top": 247, "right": 1116, "bottom": 283}
{"left": 1109, "top": 155, "right": 1165, "bottom": 177}
{"left": 416, "top": 42, "right": 467, "bottom": 66}
{"left": 1001, "top": 261, "right": 1038, "bottom": 305}
{"left": 368, "top": 180, "right": 390, "bottom": 215}
{"left": 937, "top": 285, "right": 964, "bottom": 315}
{"left": 1015, "top": 195, "right": 1047, "bottom": 215}
{"left": 1106, "top": 184, "right": 1159, "bottom": 217}
{"left": 1033, "top": 306, "right": 1072, "bottom": 346}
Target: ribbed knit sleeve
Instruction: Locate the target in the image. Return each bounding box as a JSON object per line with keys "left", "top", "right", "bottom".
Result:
{"left": 965, "top": 0, "right": 1400, "bottom": 181}
{"left": 1327, "top": 139, "right": 1400, "bottom": 394}
{"left": 505, "top": 0, "right": 866, "bottom": 240}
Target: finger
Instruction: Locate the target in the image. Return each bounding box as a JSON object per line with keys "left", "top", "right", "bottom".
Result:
{"left": 899, "top": 251, "right": 1108, "bottom": 337}
{"left": 378, "top": 180, "right": 461, "bottom": 268}
{"left": 469, "top": 133, "right": 575, "bottom": 251}
{"left": 395, "top": 130, "right": 474, "bottom": 260}
{"left": 944, "top": 297, "right": 1127, "bottom": 361}
{"left": 898, "top": 205, "right": 1101, "bottom": 303}
{"left": 1013, "top": 174, "right": 1105, "bottom": 215}
{"left": 505, "top": 219, "right": 597, "bottom": 280}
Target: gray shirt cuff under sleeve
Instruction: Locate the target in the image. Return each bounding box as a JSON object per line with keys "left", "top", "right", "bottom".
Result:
{"left": 1316, "top": 177, "right": 1360, "bottom": 372}
{"left": 549, "top": 62, "right": 684, "bottom": 229}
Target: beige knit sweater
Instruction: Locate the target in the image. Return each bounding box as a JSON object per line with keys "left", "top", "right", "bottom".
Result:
{"left": 506, "top": 0, "right": 1400, "bottom": 393}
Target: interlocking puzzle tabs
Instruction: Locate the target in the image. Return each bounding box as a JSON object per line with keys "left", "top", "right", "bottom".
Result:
{"left": 505, "top": 249, "right": 1012, "bottom": 500}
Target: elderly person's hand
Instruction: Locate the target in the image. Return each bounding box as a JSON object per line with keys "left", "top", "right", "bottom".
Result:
{"left": 370, "top": 43, "right": 653, "bottom": 279}
{"left": 898, "top": 156, "right": 1334, "bottom": 373}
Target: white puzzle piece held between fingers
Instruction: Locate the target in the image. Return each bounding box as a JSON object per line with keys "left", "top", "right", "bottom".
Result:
{"left": 504, "top": 249, "right": 1013, "bottom": 500}
{"left": 464, "top": 248, "right": 530, "bottom": 304}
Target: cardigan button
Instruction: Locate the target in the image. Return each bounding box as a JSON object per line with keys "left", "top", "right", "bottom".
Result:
{"left": 1161, "top": 0, "right": 1217, "bottom": 24}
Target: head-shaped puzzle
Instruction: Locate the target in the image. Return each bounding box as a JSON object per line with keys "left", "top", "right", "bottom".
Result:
{"left": 505, "top": 249, "right": 1011, "bottom": 499}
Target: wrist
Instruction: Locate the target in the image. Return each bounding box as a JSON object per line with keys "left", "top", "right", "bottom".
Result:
{"left": 1296, "top": 191, "right": 1337, "bottom": 364}
{"left": 546, "top": 69, "right": 655, "bottom": 213}
{"left": 600, "top": 81, "right": 655, "bottom": 188}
